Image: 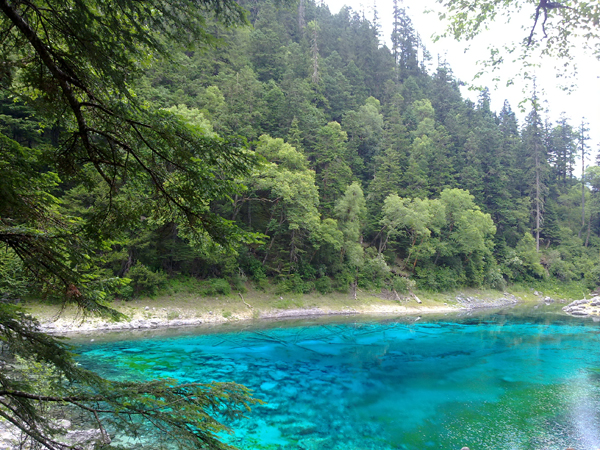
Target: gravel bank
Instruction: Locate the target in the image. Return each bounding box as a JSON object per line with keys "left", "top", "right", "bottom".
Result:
{"left": 34, "top": 293, "right": 532, "bottom": 335}
{"left": 38, "top": 303, "right": 458, "bottom": 335}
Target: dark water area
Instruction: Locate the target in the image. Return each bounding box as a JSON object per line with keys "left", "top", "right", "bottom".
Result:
{"left": 74, "top": 306, "right": 600, "bottom": 449}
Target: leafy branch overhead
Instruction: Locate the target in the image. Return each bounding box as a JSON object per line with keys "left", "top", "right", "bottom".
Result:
{"left": 435, "top": 0, "right": 600, "bottom": 82}
{"left": 528, "top": 0, "right": 574, "bottom": 45}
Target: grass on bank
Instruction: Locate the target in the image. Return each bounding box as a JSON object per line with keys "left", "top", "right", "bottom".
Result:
{"left": 509, "top": 279, "right": 590, "bottom": 302}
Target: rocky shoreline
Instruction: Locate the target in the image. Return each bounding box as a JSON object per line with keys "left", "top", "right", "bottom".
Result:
{"left": 562, "top": 296, "right": 600, "bottom": 318}
{"left": 0, "top": 419, "right": 108, "bottom": 450}
{"left": 454, "top": 292, "right": 521, "bottom": 309}
{"left": 35, "top": 292, "right": 531, "bottom": 335}
{"left": 38, "top": 306, "right": 439, "bottom": 335}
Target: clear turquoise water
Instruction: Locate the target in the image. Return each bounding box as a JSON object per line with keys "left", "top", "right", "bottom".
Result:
{"left": 75, "top": 308, "right": 600, "bottom": 450}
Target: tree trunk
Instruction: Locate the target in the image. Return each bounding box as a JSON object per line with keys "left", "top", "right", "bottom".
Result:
{"left": 262, "top": 235, "right": 276, "bottom": 265}
{"left": 231, "top": 194, "right": 242, "bottom": 220}
{"left": 119, "top": 251, "right": 134, "bottom": 277}
{"left": 579, "top": 120, "right": 588, "bottom": 238}
{"left": 580, "top": 151, "right": 585, "bottom": 238}
{"left": 261, "top": 201, "right": 281, "bottom": 265}
{"left": 535, "top": 141, "right": 541, "bottom": 252}
{"left": 311, "top": 24, "right": 320, "bottom": 84}
{"left": 298, "top": 0, "right": 306, "bottom": 31}
{"left": 585, "top": 215, "right": 592, "bottom": 247}
{"left": 378, "top": 233, "right": 389, "bottom": 255}
{"left": 289, "top": 230, "right": 297, "bottom": 263}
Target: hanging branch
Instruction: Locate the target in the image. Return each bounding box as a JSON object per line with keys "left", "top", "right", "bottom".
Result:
{"left": 528, "top": 0, "right": 573, "bottom": 45}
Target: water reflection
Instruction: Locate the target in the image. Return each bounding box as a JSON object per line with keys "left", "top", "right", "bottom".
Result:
{"left": 76, "top": 307, "right": 600, "bottom": 449}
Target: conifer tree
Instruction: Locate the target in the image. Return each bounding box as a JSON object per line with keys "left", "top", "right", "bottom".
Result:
{"left": 548, "top": 114, "right": 577, "bottom": 189}
{"left": 522, "top": 88, "right": 549, "bottom": 252}
{"left": 391, "top": 0, "right": 402, "bottom": 68}
{"left": 578, "top": 119, "right": 591, "bottom": 237}
{"left": 308, "top": 20, "right": 321, "bottom": 84}
{"left": 390, "top": 3, "right": 419, "bottom": 80}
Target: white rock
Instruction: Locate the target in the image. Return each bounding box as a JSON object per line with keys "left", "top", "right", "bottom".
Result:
{"left": 260, "top": 381, "right": 278, "bottom": 391}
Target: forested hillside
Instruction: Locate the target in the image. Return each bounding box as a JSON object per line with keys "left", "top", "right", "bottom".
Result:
{"left": 2, "top": 0, "right": 599, "bottom": 302}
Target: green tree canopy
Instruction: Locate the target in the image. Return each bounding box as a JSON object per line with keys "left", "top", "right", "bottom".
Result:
{"left": 335, "top": 182, "right": 367, "bottom": 268}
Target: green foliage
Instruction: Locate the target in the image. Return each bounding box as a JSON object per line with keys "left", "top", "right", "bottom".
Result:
{"left": 230, "top": 273, "right": 248, "bottom": 293}
{"left": 159, "top": 276, "right": 203, "bottom": 296}
{"left": 332, "top": 270, "right": 354, "bottom": 293}
{"left": 502, "top": 234, "right": 546, "bottom": 282}
{"left": 335, "top": 182, "right": 367, "bottom": 269}
{"left": 380, "top": 194, "right": 445, "bottom": 255}
{"left": 391, "top": 276, "right": 415, "bottom": 294}
{"left": 163, "top": 104, "right": 216, "bottom": 137}
{"left": 99, "top": 0, "right": 600, "bottom": 298}
{"left": 127, "top": 263, "right": 168, "bottom": 297}
{"left": 483, "top": 260, "right": 507, "bottom": 291}
{"left": 357, "top": 252, "right": 391, "bottom": 290}
{"left": 35, "top": 0, "right": 593, "bottom": 306}
{"left": 238, "top": 251, "right": 267, "bottom": 282}
{"left": 253, "top": 277, "right": 271, "bottom": 292}
{"left": 415, "top": 264, "right": 462, "bottom": 292}
{"left": 543, "top": 249, "right": 576, "bottom": 282}
{"left": 275, "top": 274, "right": 314, "bottom": 295}
{"left": 250, "top": 135, "right": 321, "bottom": 272}
{"left": 199, "top": 278, "right": 232, "bottom": 297}
{"left": 0, "top": 0, "right": 261, "bottom": 446}
{"left": 312, "top": 121, "right": 353, "bottom": 212}
{"left": 14, "top": 356, "right": 62, "bottom": 399}
{"left": 342, "top": 97, "right": 384, "bottom": 177}
{"left": 315, "top": 276, "right": 334, "bottom": 295}
{"left": 0, "top": 249, "right": 30, "bottom": 300}
{"left": 380, "top": 188, "right": 496, "bottom": 288}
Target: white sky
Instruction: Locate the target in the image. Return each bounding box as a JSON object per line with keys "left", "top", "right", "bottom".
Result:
{"left": 324, "top": 0, "right": 600, "bottom": 166}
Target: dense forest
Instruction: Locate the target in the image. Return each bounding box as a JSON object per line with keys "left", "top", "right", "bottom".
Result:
{"left": 2, "top": 0, "right": 599, "bottom": 304}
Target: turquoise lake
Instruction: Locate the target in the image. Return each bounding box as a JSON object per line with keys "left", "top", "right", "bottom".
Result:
{"left": 75, "top": 307, "right": 600, "bottom": 449}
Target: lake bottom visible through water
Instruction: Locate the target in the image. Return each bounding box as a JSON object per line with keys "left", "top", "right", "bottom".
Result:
{"left": 75, "top": 308, "right": 600, "bottom": 450}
